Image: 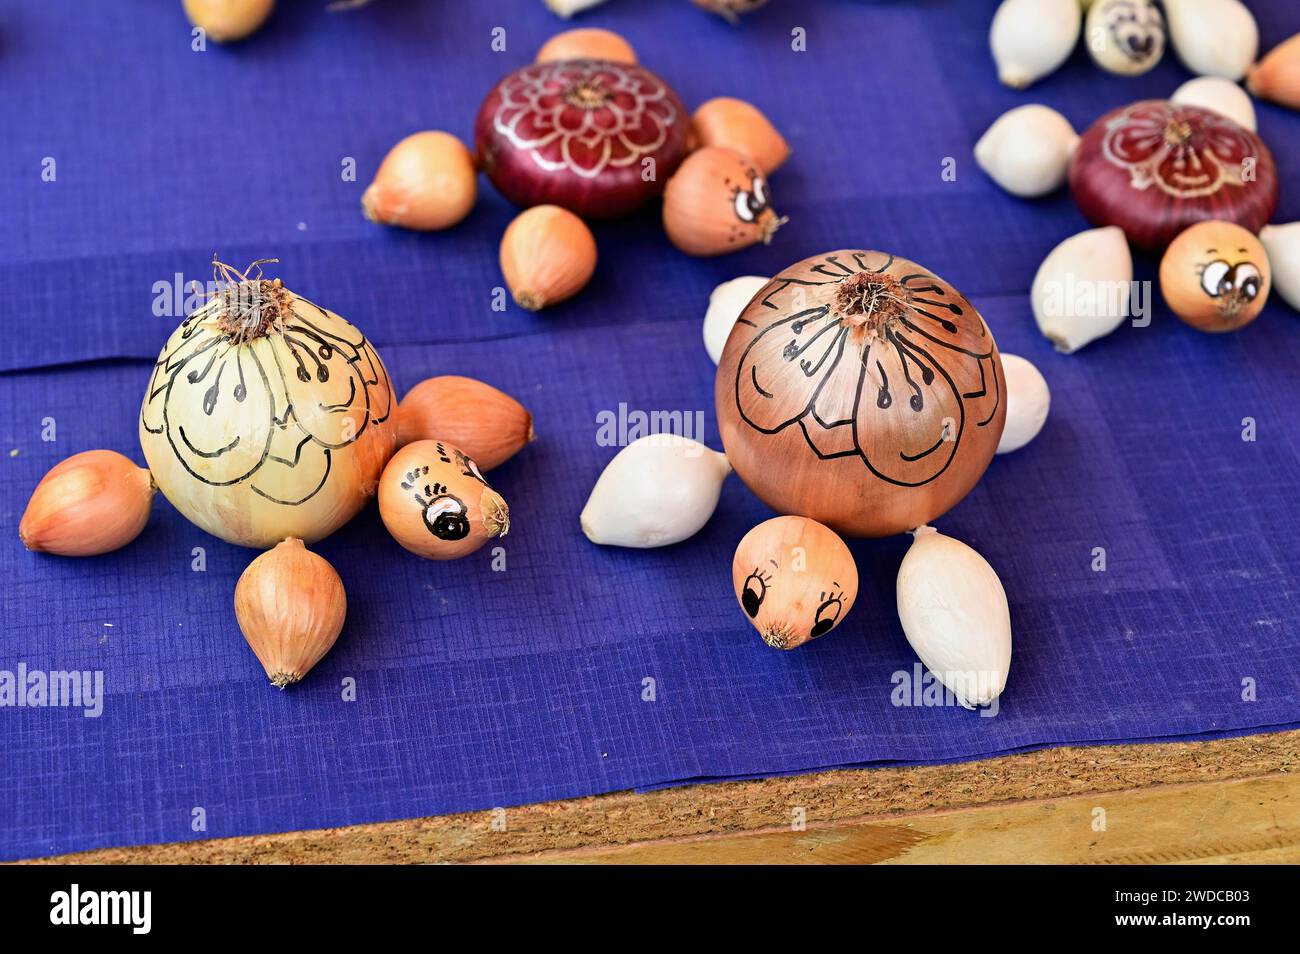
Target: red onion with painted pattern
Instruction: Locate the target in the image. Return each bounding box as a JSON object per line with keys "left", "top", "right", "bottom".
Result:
{"left": 1069, "top": 100, "right": 1278, "bottom": 252}
{"left": 474, "top": 59, "right": 690, "bottom": 220}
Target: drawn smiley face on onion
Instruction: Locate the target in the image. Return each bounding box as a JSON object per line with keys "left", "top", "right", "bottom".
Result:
{"left": 731, "top": 516, "right": 858, "bottom": 650}
{"left": 1160, "top": 221, "right": 1271, "bottom": 332}
{"left": 378, "top": 440, "right": 509, "bottom": 560}
{"left": 662, "top": 146, "right": 786, "bottom": 256}
{"left": 1089, "top": 0, "right": 1165, "bottom": 76}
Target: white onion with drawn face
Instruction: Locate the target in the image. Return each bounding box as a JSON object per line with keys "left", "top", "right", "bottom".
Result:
{"left": 140, "top": 264, "right": 397, "bottom": 549}
{"left": 1087, "top": 0, "right": 1165, "bottom": 76}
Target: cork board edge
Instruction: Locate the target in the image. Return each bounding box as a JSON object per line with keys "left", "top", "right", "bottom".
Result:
{"left": 16, "top": 729, "right": 1298, "bottom": 865}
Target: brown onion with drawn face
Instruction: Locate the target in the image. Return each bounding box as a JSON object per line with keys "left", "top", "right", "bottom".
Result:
{"left": 379, "top": 440, "right": 509, "bottom": 561}
{"left": 662, "top": 146, "right": 783, "bottom": 257}
{"left": 1069, "top": 100, "right": 1278, "bottom": 252}
{"left": 732, "top": 515, "right": 858, "bottom": 650}
{"left": 715, "top": 250, "right": 1006, "bottom": 538}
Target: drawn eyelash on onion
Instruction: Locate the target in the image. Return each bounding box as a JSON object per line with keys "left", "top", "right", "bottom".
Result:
{"left": 741, "top": 565, "right": 774, "bottom": 618}
{"left": 811, "top": 587, "right": 845, "bottom": 638}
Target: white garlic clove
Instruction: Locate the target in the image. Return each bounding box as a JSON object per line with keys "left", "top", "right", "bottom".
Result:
{"left": 1085, "top": 0, "right": 1165, "bottom": 76}
{"left": 974, "top": 105, "right": 1079, "bottom": 198}
{"left": 1259, "top": 223, "right": 1300, "bottom": 313}
{"left": 544, "top": 0, "right": 608, "bottom": 17}
{"left": 990, "top": 0, "right": 1082, "bottom": 89}
{"left": 1031, "top": 225, "right": 1133, "bottom": 353}
{"left": 581, "top": 435, "right": 731, "bottom": 548}
{"left": 995, "top": 354, "right": 1051, "bottom": 454}
{"left": 1164, "top": 0, "right": 1258, "bottom": 81}
{"left": 1170, "top": 76, "right": 1256, "bottom": 131}
{"left": 896, "top": 526, "right": 1012, "bottom": 709}
{"left": 704, "top": 275, "right": 768, "bottom": 365}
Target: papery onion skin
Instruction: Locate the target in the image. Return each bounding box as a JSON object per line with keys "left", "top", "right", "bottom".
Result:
{"left": 474, "top": 59, "right": 690, "bottom": 219}
{"left": 140, "top": 276, "right": 397, "bottom": 549}
{"left": 715, "top": 250, "right": 1006, "bottom": 539}
{"left": 1069, "top": 100, "right": 1278, "bottom": 252}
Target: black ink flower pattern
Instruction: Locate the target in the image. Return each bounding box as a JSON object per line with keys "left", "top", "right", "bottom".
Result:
{"left": 733, "top": 251, "right": 1001, "bottom": 488}
{"left": 140, "top": 289, "right": 394, "bottom": 507}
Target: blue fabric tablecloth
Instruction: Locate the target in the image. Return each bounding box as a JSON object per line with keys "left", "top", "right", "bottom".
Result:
{"left": 2, "top": 0, "right": 1298, "bottom": 861}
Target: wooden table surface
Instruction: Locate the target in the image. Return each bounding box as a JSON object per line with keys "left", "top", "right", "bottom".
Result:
{"left": 19, "top": 729, "right": 1298, "bottom": 864}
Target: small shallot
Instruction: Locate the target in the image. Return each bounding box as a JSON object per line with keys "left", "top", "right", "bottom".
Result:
{"left": 581, "top": 435, "right": 731, "bottom": 548}
{"left": 544, "top": 0, "right": 609, "bottom": 17}
{"left": 379, "top": 440, "right": 509, "bottom": 560}
{"left": 1160, "top": 220, "right": 1270, "bottom": 332}
{"left": 499, "top": 205, "right": 597, "bottom": 310}
{"left": 1247, "top": 33, "right": 1300, "bottom": 110}
{"left": 975, "top": 104, "right": 1079, "bottom": 198}
{"left": 234, "top": 537, "right": 346, "bottom": 689}
{"left": 896, "top": 527, "right": 1012, "bottom": 709}
{"left": 362, "top": 131, "right": 478, "bottom": 231}
{"left": 692, "top": 0, "right": 768, "bottom": 23}
{"left": 536, "top": 28, "right": 636, "bottom": 64}
{"left": 1085, "top": 0, "right": 1164, "bottom": 76}
{"left": 663, "top": 147, "right": 784, "bottom": 257}
{"left": 182, "top": 0, "right": 274, "bottom": 42}
{"left": 691, "top": 98, "right": 789, "bottom": 176}
{"left": 732, "top": 516, "right": 858, "bottom": 650}
{"left": 20, "top": 450, "right": 155, "bottom": 557}
{"left": 396, "top": 375, "right": 534, "bottom": 469}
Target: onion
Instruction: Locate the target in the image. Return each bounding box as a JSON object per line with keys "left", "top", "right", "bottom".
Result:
{"left": 379, "top": 440, "right": 509, "bottom": 560}
{"left": 715, "top": 250, "right": 1006, "bottom": 539}
{"left": 732, "top": 515, "right": 858, "bottom": 650}
{"left": 1085, "top": 0, "right": 1165, "bottom": 76}
{"left": 182, "top": 0, "right": 274, "bottom": 43}
{"left": 536, "top": 28, "right": 636, "bottom": 65}
{"left": 1247, "top": 32, "right": 1300, "bottom": 109}
{"left": 474, "top": 59, "right": 690, "bottom": 219}
{"left": 1069, "top": 100, "right": 1278, "bottom": 251}
{"left": 1159, "top": 220, "right": 1270, "bottom": 332}
{"left": 139, "top": 259, "right": 397, "bottom": 549}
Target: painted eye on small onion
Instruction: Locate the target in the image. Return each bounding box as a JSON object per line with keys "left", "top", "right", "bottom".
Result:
{"left": 1199, "top": 261, "right": 1230, "bottom": 296}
